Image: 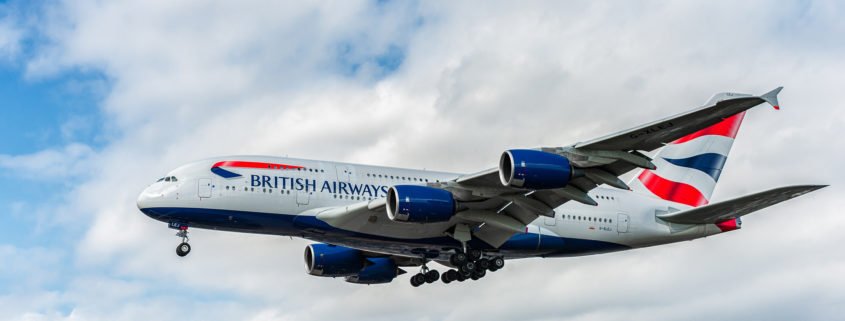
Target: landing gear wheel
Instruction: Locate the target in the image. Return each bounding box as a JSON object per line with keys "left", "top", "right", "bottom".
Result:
{"left": 176, "top": 242, "right": 191, "bottom": 257}
{"left": 455, "top": 271, "right": 467, "bottom": 282}
{"left": 492, "top": 257, "right": 505, "bottom": 269}
{"left": 449, "top": 252, "right": 468, "bottom": 266}
{"left": 411, "top": 273, "right": 426, "bottom": 287}
{"left": 441, "top": 271, "right": 453, "bottom": 284}
{"left": 425, "top": 270, "right": 440, "bottom": 283}
{"left": 467, "top": 249, "right": 482, "bottom": 261}
{"left": 473, "top": 269, "right": 487, "bottom": 279}
{"left": 477, "top": 258, "right": 491, "bottom": 271}
{"left": 445, "top": 270, "right": 460, "bottom": 282}
{"left": 460, "top": 261, "right": 476, "bottom": 274}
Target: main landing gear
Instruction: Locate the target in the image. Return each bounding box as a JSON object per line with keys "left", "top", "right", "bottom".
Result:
{"left": 408, "top": 249, "right": 505, "bottom": 286}
{"left": 439, "top": 249, "right": 505, "bottom": 285}
{"left": 175, "top": 225, "right": 191, "bottom": 257}
{"left": 410, "top": 263, "right": 440, "bottom": 287}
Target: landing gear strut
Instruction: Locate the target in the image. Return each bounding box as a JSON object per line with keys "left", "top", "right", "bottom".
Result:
{"left": 175, "top": 226, "right": 191, "bottom": 257}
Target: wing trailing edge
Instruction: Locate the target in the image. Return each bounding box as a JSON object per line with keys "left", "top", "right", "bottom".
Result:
{"left": 657, "top": 184, "right": 826, "bottom": 224}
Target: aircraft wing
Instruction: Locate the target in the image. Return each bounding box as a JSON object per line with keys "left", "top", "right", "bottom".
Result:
{"left": 572, "top": 87, "right": 782, "bottom": 151}
{"left": 315, "top": 87, "right": 785, "bottom": 248}
{"left": 657, "top": 185, "right": 826, "bottom": 224}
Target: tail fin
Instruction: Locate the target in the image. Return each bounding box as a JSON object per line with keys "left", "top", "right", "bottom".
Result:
{"left": 630, "top": 93, "right": 751, "bottom": 207}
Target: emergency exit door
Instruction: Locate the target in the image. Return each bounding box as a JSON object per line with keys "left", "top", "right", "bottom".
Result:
{"left": 617, "top": 213, "right": 629, "bottom": 233}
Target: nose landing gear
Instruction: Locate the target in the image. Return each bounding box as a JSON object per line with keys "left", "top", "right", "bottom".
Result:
{"left": 173, "top": 224, "right": 191, "bottom": 257}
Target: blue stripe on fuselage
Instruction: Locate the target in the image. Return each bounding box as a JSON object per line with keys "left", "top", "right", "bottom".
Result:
{"left": 211, "top": 167, "right": 242, "bottom": 178}
{"left": 139, "top": 207, "right": 629, "bottom": 257}
{"left": 663, "top": 153, "right": 727, "bottom": 181}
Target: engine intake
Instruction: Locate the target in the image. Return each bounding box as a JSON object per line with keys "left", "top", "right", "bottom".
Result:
{"left": 304, "top": 243, "right": 365, "bottom": 277}
{"left": 386, "top": 185, "right": 456, "bottom": 223}
{"left": 499, "top": 149, "right": 574, "bottom": 189}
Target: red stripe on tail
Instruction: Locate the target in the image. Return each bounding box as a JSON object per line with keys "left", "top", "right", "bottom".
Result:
{"left": 638, "top": 170, "right": 709, "bottom": 207}
{"left": 673, "top": 112, "right": 746, "bottom": 144}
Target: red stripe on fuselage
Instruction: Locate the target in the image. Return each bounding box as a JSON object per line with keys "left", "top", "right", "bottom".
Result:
{"left": 638, "top": 170, "right": 708, "bottom": 207}
{"left": 672, "top": 112, "right": 746, "bottom": 144}
{"left": 212, "top": 161, "right": 303, "bottom": 170}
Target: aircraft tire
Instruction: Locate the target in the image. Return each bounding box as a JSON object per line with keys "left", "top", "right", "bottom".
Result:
{"left": 455, "top": 271, "right": 467, "bottom": 282}
{"left": 467, "top": 249, "right": 482, "bottom": 261}
{"left": 411, "top": 273, "right": 426, "bottom": 287}
{"left": 441, "top": 271, "right": 452, "bottom": 284}
{"left": 449, "top": 252, "right": 468, "bottom": 266}
{"left": 176, "top": 242, "right": 191, "bottom": 257}
{"left": 492, "top": 257, "right": 505, "bottom": 269}
{"left": 425, "top": 270, "right": 439, "bottom": 283}
{"left": 477, "top": 258, "right": 491, "bottom": 271}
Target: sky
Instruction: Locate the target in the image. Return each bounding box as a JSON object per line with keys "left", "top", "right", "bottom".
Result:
{"left": 0, "top": 0, "right": 843, "bottom": 320}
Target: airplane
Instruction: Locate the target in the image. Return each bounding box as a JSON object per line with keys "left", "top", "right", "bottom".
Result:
{"left": 137, "top": 86, "right": 826, "bottom": 287}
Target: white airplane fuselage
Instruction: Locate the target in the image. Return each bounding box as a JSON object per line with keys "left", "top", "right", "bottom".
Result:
{"left": 137, "top": 155, "right": 733, "bottom": 262}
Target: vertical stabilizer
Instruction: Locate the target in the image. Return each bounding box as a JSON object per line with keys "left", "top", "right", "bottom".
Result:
{"left": 630, "top": 108, "right": 747, "bottom": 207}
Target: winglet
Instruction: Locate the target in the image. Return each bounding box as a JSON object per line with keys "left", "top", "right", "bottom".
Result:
{"left": 760, "top": 86, "right": 783, "bottom": 110}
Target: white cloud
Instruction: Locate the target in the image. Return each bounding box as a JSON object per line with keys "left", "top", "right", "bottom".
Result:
{"left": 0, "top": 143, "right": 94, "bottom": 179}
{"left": 0, "top": 14, "right": 22, "bottom": 60}
{"left": 2, "top": 0, "right": 845, "bottom": 320}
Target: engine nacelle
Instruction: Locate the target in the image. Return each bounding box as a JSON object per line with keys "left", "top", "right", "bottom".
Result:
{"left": 304, "top": 243, "right": 365, "bottom": 277}
{"left": 345, "top": 257, "right": 403, "bottom": 284}
{"left": 499, "top": 149, "right": 573, "bottom": 189}
{"left": 386, "top": 185, "right": 456, "bottom": 223}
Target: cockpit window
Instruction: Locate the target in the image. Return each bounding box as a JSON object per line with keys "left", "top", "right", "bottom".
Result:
{"left": 156, "top": 176, "right": 178, "bottom": 183}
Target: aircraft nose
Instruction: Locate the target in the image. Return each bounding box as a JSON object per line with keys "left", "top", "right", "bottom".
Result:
{"left": 137, "top": 188, "right": 151, "bottom": 210}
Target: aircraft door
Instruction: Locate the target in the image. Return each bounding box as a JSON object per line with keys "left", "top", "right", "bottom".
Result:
{"left": 544, "top": 211, "right": 557, "bottom": 226}
{"left": 198, "top": 178, "right": 212, "bottom": 198}
{"left": 296, "top": 190, "right": 311, "bottom": 206}
{"left": 336, "top": 165, "right": 353, "bottom": 183}
{"left": 617, "top": 213, "right": 629, "bottom": 233}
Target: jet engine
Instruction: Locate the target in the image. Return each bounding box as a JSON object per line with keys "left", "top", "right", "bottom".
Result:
{"left": 345, "top": 257, "right": 404, "bottom": 284}
{"left": 499, "top": 149, "right": 574, "bottom": 189}
{"left": 304, "top": 243, "right": 365, "bottom": 277}
{"left": 386, "top": 185, "right": 456, "bottom": 223}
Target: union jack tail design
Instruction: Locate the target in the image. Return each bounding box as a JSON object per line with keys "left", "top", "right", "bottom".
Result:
{"left": 630, "top": 112, "right": 746, "bottom": 207}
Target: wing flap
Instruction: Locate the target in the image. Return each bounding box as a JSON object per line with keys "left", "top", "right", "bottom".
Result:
{"left": 658, "top": 185, "right": 826, "bottom": 224}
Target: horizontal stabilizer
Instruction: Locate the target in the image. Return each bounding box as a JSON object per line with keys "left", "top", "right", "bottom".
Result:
{"left": 657, "top": 185, "right": 826, "bottom": 224}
